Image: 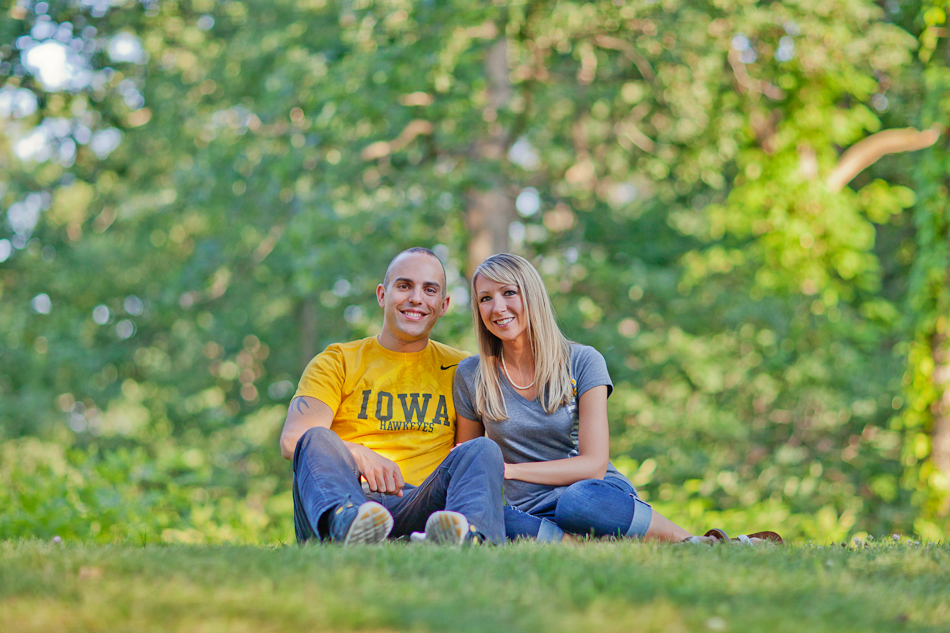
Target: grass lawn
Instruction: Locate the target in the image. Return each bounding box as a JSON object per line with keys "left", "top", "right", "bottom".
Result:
{"left": 2, "top": 539, "right": 948, "bottom": 632}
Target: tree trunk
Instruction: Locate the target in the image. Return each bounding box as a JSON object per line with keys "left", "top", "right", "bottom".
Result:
{"left": 466, "top": 38, "right": 516, "bottom": 277}
{"left": 298, "top": 297, "right": 319, "bottom": 370}
{"left": 467, "top": 188, "right": 515, "bottom": 276}
{"left": 932, "top": 330, "right": 950, "bottom": 479}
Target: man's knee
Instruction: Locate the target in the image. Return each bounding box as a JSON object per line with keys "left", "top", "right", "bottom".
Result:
{"left": 295, "top": 426, "right": 347, "bottom": 466}
{"left": 298, "top": 425, "right": 335, "bottom": 450}
{"left": 457, "top": 436, "right": 503, "bottom": 464}
{"left": 445, "top": 437, "right": 503, "bottom": 480}
{"left": 294, "top": 426, "right": 361, "bottom": 483}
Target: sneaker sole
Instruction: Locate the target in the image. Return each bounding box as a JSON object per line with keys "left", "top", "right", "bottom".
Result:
{"left": 425, "top": 511, "right": 469, "bottom": 546}
{"left": 343, "top": 502, "right": 393, "bottom": 545}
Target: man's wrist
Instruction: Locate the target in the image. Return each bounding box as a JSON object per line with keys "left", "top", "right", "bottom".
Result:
{"left": 345, "top": 441, "right": 368, "bottom": 462}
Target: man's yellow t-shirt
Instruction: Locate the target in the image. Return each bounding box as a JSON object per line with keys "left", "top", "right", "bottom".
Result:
{"left": 293, "top": 336, "right": 469, "bottom": 486}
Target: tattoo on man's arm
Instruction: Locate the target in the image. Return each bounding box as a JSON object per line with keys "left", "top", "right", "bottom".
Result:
{"left": 292, "top": 397, "right": 310, "bottom": 415}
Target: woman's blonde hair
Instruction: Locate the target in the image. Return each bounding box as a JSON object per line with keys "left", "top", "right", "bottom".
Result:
{"left": 470, "top": 253, "right": 573, "bottom": 421}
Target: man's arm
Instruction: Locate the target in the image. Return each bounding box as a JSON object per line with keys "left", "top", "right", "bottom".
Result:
{"left": 280, "top": 395, "right": 334, "bottom": 459}
{"left": 279, "top": 395, "right": 405, "bottom": 496}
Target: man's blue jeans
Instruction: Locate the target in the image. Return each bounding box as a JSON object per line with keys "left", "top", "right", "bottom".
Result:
{"left": 504, "top": 476, "right": 653, "bottom": 542}
{"left": 292, "top": 427, "right": 506, "bottom": 544}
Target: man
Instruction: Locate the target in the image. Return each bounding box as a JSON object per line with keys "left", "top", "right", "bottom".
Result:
{"left": 280, "top": 247, "right": 505, "bottom": 545}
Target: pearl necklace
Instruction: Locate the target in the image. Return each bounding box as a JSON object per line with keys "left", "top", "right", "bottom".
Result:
{"left": 501, "top": 350, "right": 535, "bottom": 390}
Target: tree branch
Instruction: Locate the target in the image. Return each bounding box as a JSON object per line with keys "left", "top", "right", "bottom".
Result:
{"left": 827, "top": 127, "right": 940, "bottom": 192}
{"left": 361, "top": 120, "right": 434, "bottom": 160}
{"left": 594, "top": 34, "right": 656, "bottom": 83}
{"left": 727, "top": 49, "right": 785, "bottom": 102}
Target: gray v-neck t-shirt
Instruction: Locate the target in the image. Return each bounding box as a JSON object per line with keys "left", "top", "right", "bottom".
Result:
{"left": 452, "top": 344, "right": 632, "bottom": 514}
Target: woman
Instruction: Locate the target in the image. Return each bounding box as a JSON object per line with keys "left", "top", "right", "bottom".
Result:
{"left": 453, "top": 253, "right": 781, "bottom": 545}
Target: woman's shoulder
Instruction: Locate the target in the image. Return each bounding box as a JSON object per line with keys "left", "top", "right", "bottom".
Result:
{"left": 567, "top": 342, "right": 611, "bottom": 394}
{"left": 456, "top": 354, "right": 481, "bottom": 377}
{"left": 568, "top": 342, "right": 605, "bottom": 364}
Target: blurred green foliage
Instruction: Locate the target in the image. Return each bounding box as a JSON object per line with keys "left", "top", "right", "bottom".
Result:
{"left": 1, "top": 0, "right": 948, "bottom": 543}
{"left": 898, "top": 0, "right": 950, "bottom": 538}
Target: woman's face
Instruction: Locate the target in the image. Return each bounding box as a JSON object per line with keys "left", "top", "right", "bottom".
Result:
{"left": 474, "top": 275, "right": 528, "bottom": 345}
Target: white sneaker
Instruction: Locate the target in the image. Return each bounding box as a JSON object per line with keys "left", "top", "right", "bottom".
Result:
{"left": 424, "top": 510, "right": 481, "bottom": 546}
{"left": 333, "top": 501, "right": 393, "bottom": 545}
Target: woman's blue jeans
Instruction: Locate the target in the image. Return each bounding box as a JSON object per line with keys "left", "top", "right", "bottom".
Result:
{"left": 504, "top": 476, "right": 653, "bottom": 542}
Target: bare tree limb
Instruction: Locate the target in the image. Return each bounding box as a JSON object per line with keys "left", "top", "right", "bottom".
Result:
{"left": 594, "top": 34, "right": 656, "bottom": 83}
{"left": 827, "top": 127, "right": 940, "bottom": 192}
{"left": 361, "top": 120, "right": 434, "bottom": 160}
{"left": 727, "top": 49, "right": 785, "bottom": 102}
{"left": 252, "top": 225, "right": 284, "bottom": 263}
{"left": 616, "top": 118, "right": 656, "bottom": 154}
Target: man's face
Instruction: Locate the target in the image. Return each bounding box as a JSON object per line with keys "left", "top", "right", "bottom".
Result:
{"left": 376, "top": 252, "right": 450, "bottom": 351}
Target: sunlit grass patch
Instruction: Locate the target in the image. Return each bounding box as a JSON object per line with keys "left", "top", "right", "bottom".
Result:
{"left": 1, "top": 539, "right": 948, "bottom": 633}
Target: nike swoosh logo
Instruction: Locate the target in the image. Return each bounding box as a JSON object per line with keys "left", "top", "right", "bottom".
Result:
{"left": 440, "top": 364, "right": 459, "bottom": 370}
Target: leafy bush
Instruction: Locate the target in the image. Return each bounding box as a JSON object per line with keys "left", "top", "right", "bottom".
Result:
{"left": 0, "top": 435, "right": 293, "bottom": 544}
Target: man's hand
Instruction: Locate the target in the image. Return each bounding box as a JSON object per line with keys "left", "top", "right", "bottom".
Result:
{"left": 348, "top": 443, "right": 405, "bottom": 496}
{"left": 280, "top": 395, "right": 404, "bottom": 496}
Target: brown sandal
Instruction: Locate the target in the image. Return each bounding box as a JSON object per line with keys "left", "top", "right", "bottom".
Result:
{"left": 681, "top": 528, "right": 730, "bottom": 544}
{"left": 740, "top": 531, "right": 784, "bottom": 544}
{"left": 704, "top": 528, "right": 730, "bottom": 542}
{"left": 682, "top": 529, "right": 784, "bottom": 545}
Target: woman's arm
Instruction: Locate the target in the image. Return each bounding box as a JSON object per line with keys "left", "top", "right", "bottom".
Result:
{"left": 455, "top": 414, "right": 486, "bottom": 444}
{"left": 504, "top": 385, "right": 610, "bottom": 485}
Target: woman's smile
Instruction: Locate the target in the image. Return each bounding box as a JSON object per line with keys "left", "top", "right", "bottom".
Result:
{"left": 475, "top": 276, "right": 528, "bottom": 343}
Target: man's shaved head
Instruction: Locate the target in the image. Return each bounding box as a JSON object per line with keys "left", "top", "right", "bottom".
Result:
{"left": 383, "top": 247, "right": 447, "bottom": 298}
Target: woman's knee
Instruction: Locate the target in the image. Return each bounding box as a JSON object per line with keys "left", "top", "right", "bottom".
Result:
{"left": 558, "top": 479, "right": 605, "bottom": 508}
{"left": 555, "top": 479, "right": 636, "bottom": 537}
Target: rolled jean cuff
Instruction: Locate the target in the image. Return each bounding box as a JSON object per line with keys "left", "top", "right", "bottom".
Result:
{"left": 624, "top": 498, "right": 652, "bottom": 539}
{"left": 537, "top": 518, "right": 566, "bottom": 543}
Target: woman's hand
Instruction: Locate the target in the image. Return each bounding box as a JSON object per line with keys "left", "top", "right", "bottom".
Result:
{"left": 499, "top": 385, "right": 610, "bottom": 485}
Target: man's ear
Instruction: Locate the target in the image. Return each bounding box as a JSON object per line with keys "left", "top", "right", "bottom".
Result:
{"left": 376, "top": 283, "right": 386, "bottom": 307}
{"left": 439, "top": 295, "right": 451, "bottom": 317}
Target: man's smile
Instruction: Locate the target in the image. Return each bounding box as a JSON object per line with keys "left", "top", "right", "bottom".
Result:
{"left": 400, "top": 309, "right": 428, "bottom": 321}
